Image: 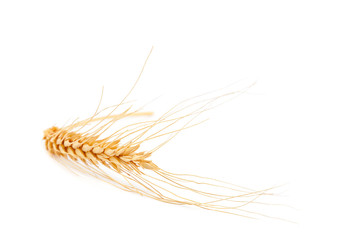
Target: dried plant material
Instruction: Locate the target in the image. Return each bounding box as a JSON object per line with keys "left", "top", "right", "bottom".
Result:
{"left": 43, "top": 49, "right": 281, "bottom": 219}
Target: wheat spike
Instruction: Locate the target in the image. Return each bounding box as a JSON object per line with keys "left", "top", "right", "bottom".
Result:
{"left": 43, "top": 49, "right": 284, "bottom": 220}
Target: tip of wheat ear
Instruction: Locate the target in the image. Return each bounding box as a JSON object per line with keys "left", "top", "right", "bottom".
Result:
{"left": 43, "top": 126, "right": 158, "bottom": 171}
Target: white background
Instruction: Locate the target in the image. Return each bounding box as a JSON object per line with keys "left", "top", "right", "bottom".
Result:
{"left": 1, "top": 0, "right": 359, "bottom": 239}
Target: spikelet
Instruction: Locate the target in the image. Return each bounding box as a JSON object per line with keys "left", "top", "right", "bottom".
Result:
{"left": 43, "top": 49, "right": 280, "bottom": 219}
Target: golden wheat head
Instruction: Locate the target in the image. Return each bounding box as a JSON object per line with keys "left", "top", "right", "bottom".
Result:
{"left": 43, "top": 50, "right": 283, "bottom": 220}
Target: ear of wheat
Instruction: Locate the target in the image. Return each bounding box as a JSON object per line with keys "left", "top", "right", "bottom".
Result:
{"left": 43, "top": 49, "right": 281, "bottom": 219}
